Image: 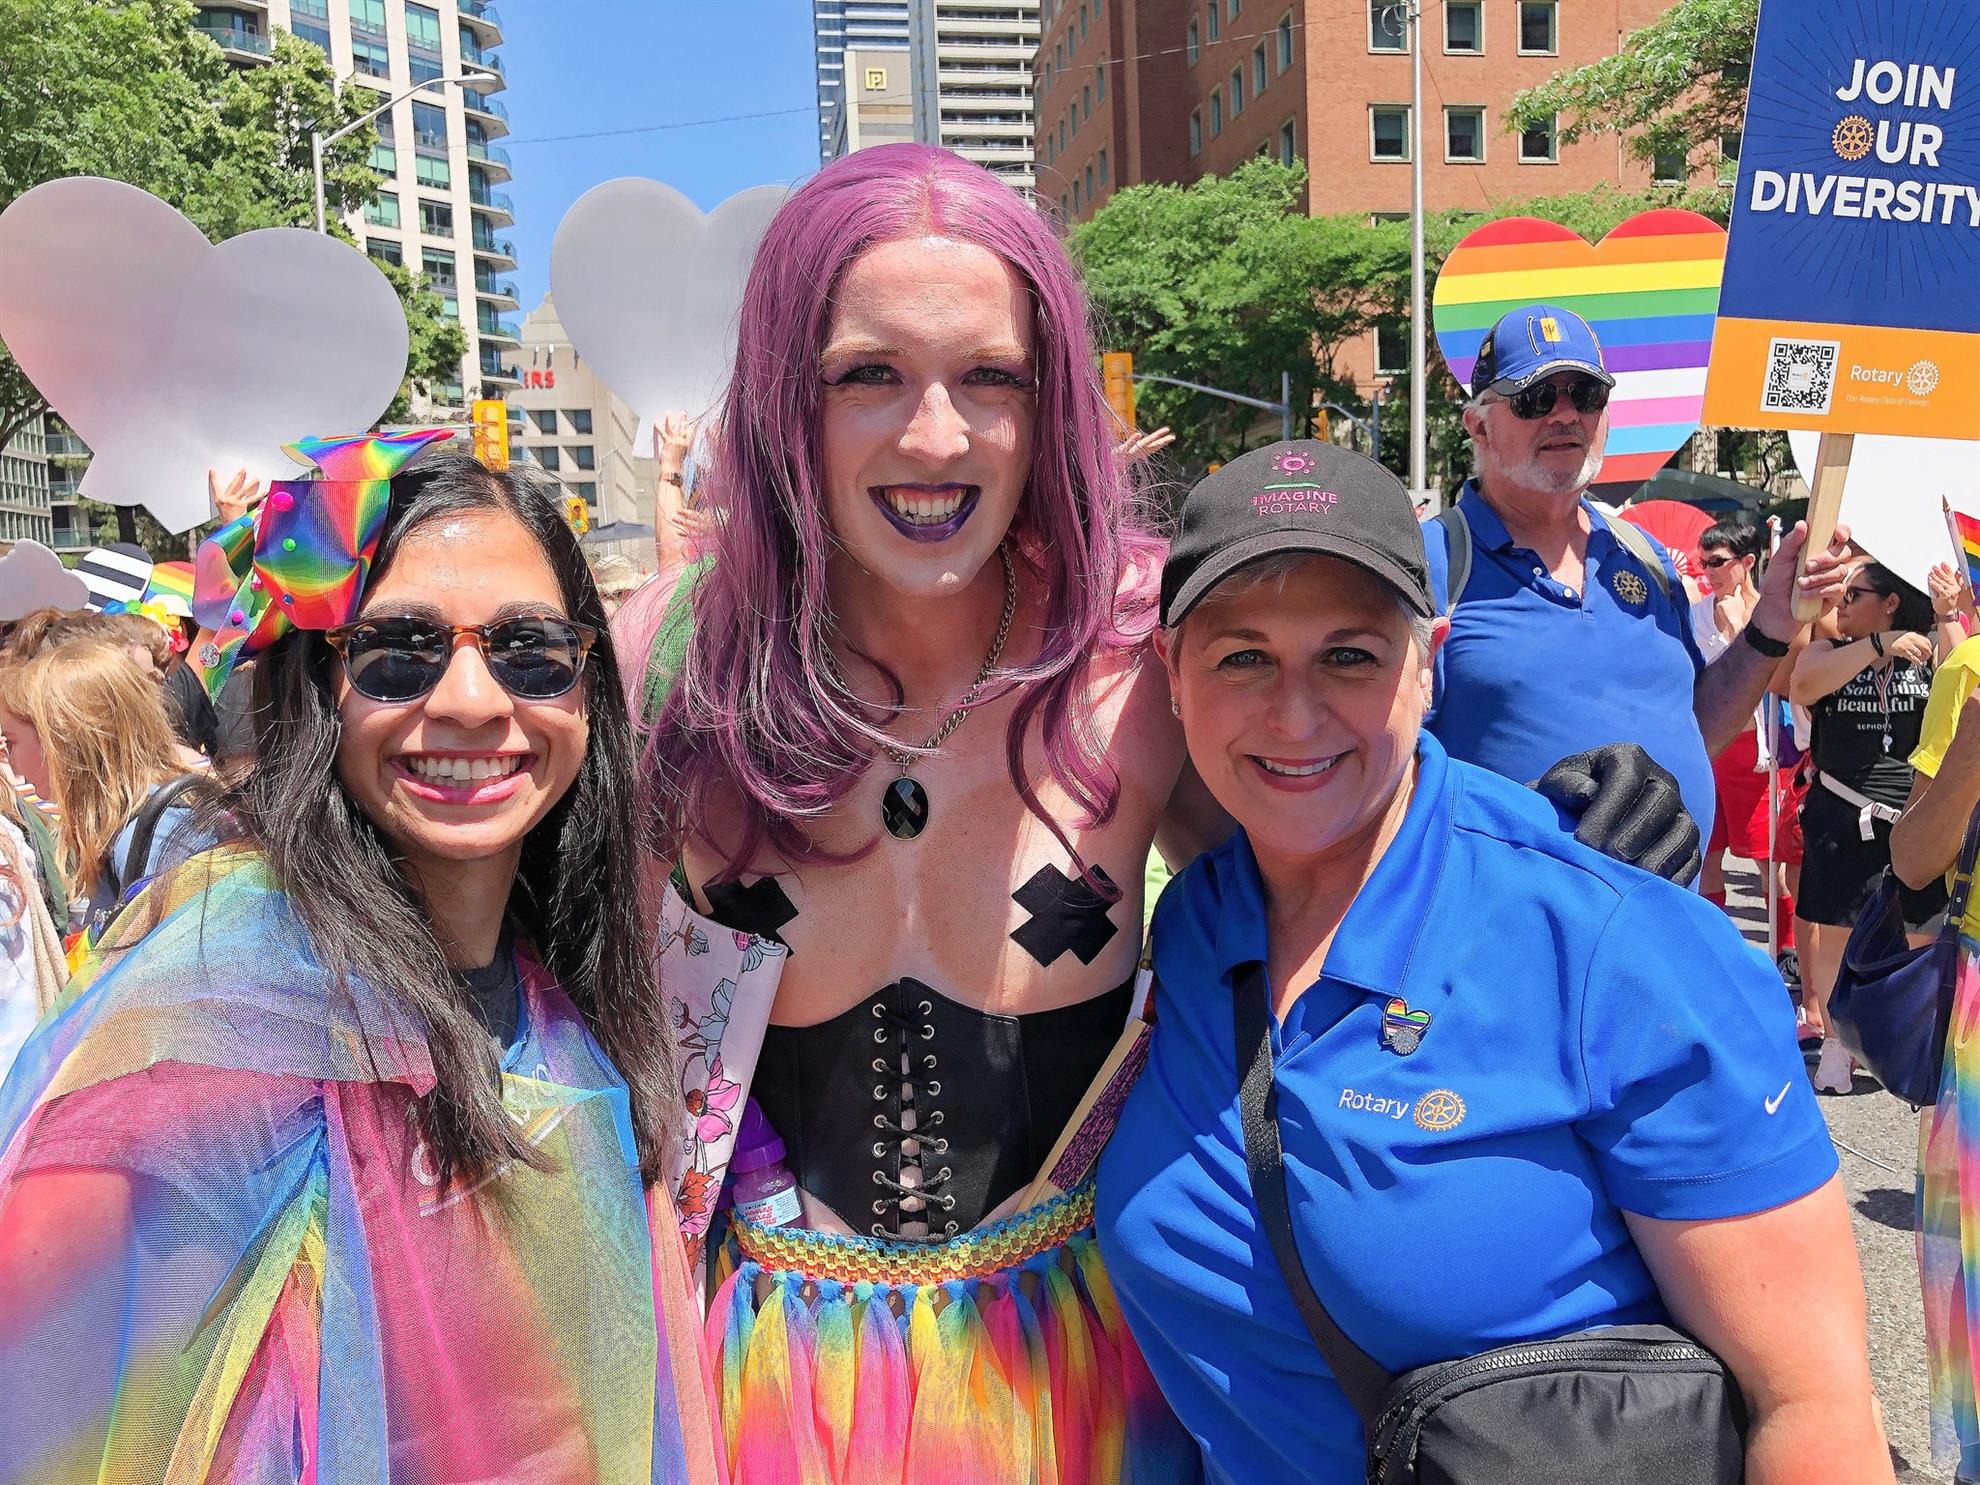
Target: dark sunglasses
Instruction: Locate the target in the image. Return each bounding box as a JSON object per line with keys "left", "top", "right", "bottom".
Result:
{"left": 1699, "top": 554, "right": 1740, "bottom": 570}
{"left": 1841, "top": 586, "right": 1879, "bottom": 605}
{"left": 1505, "top": 376, "right": 1611, "bottom": 421}
{"left": 325, "top": 615, "right": 597, "bottom": 704}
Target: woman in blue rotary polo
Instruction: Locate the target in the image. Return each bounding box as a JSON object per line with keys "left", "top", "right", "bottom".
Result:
{"left": 1096, "top": 440, "right": 1888, "bottom": 1484}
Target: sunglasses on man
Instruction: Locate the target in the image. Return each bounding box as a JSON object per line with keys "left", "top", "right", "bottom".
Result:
{"left": 325, "top": 615, "right": 596, "bottom": 704}
{"left": 1503, "top": 376, "right": 1612, "bottom": 421}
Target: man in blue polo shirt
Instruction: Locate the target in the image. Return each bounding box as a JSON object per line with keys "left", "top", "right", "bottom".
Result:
{"left": 1425, "top": 304, "right": 1849, "bottom": 848}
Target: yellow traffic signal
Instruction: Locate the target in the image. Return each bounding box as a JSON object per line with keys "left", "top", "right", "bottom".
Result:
{"left": 471, "top": 399, "right": 510, "bottom": 471}
{"left": 565, "top": 494, "right": 590, "bottom": 534}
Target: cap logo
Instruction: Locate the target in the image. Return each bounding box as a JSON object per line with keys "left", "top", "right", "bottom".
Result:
{"left": 1540, "top": 316, "right": 1563, "bottom": 344}
{"left": 1256, "top": 451, "right": 1340, "bottom": 516}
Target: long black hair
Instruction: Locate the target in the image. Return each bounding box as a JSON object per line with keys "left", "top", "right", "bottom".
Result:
{"left": 207, "top": 449, "right": 677, "bottom": 1185}
{"left": 1854, "top": 561, "right": 1936, "bottom": 637}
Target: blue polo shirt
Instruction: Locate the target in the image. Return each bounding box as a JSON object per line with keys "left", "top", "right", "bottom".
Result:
{"left": 1096, "top": 734, "right": 1834, "bottom": 1485}
{"left": 1424, "top": 482, "right": 1716, "bottom": 842}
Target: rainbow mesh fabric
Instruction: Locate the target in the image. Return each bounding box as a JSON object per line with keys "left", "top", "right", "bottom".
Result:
{"left": 0, "top": 848, "right": 720, "bottom": 1483}
{"left": 1922, "top": 938, "right": 1980, "bottom": 1477}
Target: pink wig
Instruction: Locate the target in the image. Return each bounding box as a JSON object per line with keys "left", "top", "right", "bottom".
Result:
{"left": 645, "top": 143, "right": 1162, "bottom": 877}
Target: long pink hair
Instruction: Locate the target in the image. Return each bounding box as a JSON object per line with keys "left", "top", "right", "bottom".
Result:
{"left": 645, "top": 144, "right": 1162, "bottom": 878}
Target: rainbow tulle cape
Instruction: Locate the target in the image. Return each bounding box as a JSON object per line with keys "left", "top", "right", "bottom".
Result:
{"left": 0, "top": 848, "right": 720, "bottom": 1484}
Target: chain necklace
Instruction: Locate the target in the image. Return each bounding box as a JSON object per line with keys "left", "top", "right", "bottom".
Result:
{"left": 821, "top": 545, "right": 1018, "bottom": 840}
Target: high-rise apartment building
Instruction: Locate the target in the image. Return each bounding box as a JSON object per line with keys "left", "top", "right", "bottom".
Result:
{"left": 0, "top": 422, "right": 53, "bottom": 548}
{"left": 193, "top": 0, "right": 521, "bottom": 409}
{"left": 817, "top": 0, "right": 1039, "bottom": 193}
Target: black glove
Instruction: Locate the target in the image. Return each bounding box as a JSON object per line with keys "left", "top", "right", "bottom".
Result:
{"left": 1534, "top": 743, "right": 1702, "bottom": 885}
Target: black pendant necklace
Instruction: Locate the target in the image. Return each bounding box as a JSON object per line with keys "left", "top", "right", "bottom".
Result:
{"left": 823, "top": 546, "right": 1018, "bottom": 843}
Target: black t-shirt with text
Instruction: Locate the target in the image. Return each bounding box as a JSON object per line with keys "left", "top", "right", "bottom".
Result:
{"left": 1809, "top": 641, "right": 1933, "bottom": 806}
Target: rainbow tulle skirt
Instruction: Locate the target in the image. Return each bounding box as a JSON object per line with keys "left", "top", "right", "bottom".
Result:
{"left": 1922, "top": 936, "right": 1980, "bottom": 1477}
{"left": 705, "top": 1181, "right": 1201, "bottom": 1483}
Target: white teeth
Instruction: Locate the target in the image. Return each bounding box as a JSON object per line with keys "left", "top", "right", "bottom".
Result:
{"left": 884, "top": 489, "right": 966, "bottom": 525}
{"left": 1257, "top": 756, "right": 1339, "bottom": 778}
{"left": 405, "top": 755, "right": 523, "bottom": 784}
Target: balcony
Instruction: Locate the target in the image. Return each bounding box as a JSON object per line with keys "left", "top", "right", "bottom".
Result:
{"left": 458, "top": 0, "right": 503, "bottom": 38}
{"left": 471, "top": 232, "right": 517, "bottom": 269}
{"left": 466, "top": 139, "right": 512, "bottom": 180}
{"left": 468, "top": 183, "right": 514, "bottom": 226}
{"left": 476, "top": 312, "right": 521, "bottom": 344}
{"left": 460, "top": 53, "right": 506, "bottom": 92}
{"left": 51, "top": 527, "right": 91, "bottom": 552}
{"left": 44, "top": 433, "right": 92, "bottom": 462}
{"left": 193, "top": 21, "right": 273, "bottom": 59}
{"left": 475, "top": 273, "right": 519, "bottom": 308}
{"left": 461, "top": 91, "right": 510, "bottom": 135}
{"left": 479, "top": 349, "right": 520, "bottom": 385}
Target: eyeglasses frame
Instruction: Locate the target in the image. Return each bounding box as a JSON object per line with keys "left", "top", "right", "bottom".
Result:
{"left": 323, "top": 614, "right": 599, "bottom": 703}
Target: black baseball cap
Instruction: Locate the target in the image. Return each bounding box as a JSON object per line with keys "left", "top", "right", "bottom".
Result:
{"left": 1160, "top": 440, "right": 1432, "bottom": 627}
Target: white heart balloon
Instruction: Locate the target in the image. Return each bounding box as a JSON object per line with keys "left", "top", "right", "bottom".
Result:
{"left": 550, "top": 179, "right": 791, "bottom": 436}
{"left": 1788, "top": 431, "right": 1980, "bottom": 593}
{"left": 0, "top": 178, "right": 409, "bottom": 533}
{"left": 0, "top": 540, "right": 89, "bottom": 621}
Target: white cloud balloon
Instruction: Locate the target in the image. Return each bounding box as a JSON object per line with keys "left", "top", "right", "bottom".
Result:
{"left": 0, "top": 541, "right": 88, "bottom": 622}
{"left": 1789, "top": 431, "right": 1980, "bottom": 593}
{"left": 549, "top": 179, "right": 790, "bottom": 438}
{"left": 0, "top": 177, "right": 409, "bottom": 534}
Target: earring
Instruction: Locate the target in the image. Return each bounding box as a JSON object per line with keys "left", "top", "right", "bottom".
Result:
{"left": 1170, "top": 697, "right": 1182, "bottom": 717}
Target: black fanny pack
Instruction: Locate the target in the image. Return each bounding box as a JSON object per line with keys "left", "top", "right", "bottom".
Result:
{"left": 1232, "top": 963, "right": 1746, "bottom": 1484}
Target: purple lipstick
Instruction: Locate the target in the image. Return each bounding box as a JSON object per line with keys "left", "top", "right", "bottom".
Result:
{"left": 871, "top": 484, "right": 979, "bottom": 544}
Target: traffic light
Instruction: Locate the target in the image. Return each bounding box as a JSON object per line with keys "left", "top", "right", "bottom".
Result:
{"left": 1102, "top": 351, "right": 1136, "bottom": 430}
{"left": 564, "top": 494, "right": 590, "bottom": 534}
{"left": 470, "top": 399, "right": 509, "bottom": 471}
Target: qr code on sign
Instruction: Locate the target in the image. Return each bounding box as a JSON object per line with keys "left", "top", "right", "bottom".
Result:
{"left": 1762, "top": 338, "right": 1841, "bottom": 415}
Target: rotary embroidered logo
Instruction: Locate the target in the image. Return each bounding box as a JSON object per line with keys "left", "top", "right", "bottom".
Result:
{"left": 1413, "top": 1088, "right": 1466, "bottom": 1132}
{"left": 1610, "top": 569, "right": 1650, "bottom": 607}
{"left": 1254, "top": 448, "right": 1341, "bottom": 517}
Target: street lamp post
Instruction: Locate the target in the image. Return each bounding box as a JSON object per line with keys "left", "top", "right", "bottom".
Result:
{"left": 311, "top": 70, "right": 497, "bottom": 235}
{"left": 1407, "top": 0, "right": 1432, "bottom": 511}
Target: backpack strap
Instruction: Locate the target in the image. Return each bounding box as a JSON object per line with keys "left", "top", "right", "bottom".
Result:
{"left": 109, "top": 775, "right": 204, "bottom": 903}
{"left": 1433, "top": 506, "right": 1472, "bottom": 619}
{"left": 1597, "top": 510, "right": 1674, "bottom": 603}
{"left": 641, "top": 556, "right": 714, "bottom": 726}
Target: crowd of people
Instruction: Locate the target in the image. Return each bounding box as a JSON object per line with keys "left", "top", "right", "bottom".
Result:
{"left": 0, "top": 140, "right": 1969, "bottom": 1484}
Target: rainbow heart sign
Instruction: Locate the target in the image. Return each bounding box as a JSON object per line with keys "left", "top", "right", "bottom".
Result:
{"left": 1432, "top": 209, "right": 1728, "bottom": 501}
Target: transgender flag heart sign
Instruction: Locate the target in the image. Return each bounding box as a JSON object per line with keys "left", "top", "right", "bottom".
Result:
{"left": 1432, "top": 209, "right": 1728, "bottom": 502}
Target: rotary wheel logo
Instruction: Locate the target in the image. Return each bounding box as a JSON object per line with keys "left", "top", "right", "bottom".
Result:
{"left": 1832, "top": 115, "right": 1874, "bottom": 162}
{"left": 1272, "top": 449, "right": 1318, "bottom": 477}
{"left": 1413, "top": 1088, "right": 1467, "bottom": 1132}
{"left": 1611, "top": 570, "right": 1650, "bottom": 606}
{"left": 1906, "top": 360, "right": 1942, "bottom": 398}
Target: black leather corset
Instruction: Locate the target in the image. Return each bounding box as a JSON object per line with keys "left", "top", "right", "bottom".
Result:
{"left": 752, "top": 975, "right": 1134, "bottom": 1237}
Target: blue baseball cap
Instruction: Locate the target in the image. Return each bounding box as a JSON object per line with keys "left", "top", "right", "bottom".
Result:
{"left": 1470, "top": 304, "right": 1615, "bottom": 398}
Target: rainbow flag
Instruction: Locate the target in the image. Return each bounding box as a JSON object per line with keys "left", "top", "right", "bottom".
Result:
{"left": 1951, "top": 509, "right": 1980, "bottom": 592}
{"left": 1432, "top": 209, "right": 1728, "bottom": 501}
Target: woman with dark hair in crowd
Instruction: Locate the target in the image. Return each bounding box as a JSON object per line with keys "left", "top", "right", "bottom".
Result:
{"left": 0, "top": 436, "right": 718, "bottom": 1482}
{"left": 1790, "top": 559, "right": 1945, "bottom": 1093}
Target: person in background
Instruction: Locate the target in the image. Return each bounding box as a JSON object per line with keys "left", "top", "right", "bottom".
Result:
{"left": 1100, "top": 440, "right": 1886, "bottom": 1485}
{"left": 1792, "top": 561, "right": 1943, "bottom": 1094}
{"left": 1930, "top": 560, "right": 1977, "bottom": 660}
{"left": 651, "top": 409, "right": 720, "bottom": 578}
{"left": 1691, "top": 517, "right": 1798, "bottom": 947}
{"left": 0, "top": 785, "right": 63, "bottom": 1083}
{"left": 587, "top": 551, "right": 644, "bottom": 615}
{"left": 0, "top": 642, "right": 208, "bottom": 950}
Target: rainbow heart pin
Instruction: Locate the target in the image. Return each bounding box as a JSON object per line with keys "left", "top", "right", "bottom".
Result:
{"left": 1432, "top": 208, "right": 1728, "bottom": 503}
{"left": 1382, "top": 997, "right": 1433, "bottom": 1056}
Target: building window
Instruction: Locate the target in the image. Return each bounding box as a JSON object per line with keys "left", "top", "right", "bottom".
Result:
{"left": 1186, "top": 19, "right": 1199, "bottom": 64}
{"left": 1369, "top": 0, "right": 1405, "bottom": 52}
{"left": 1082, "top": 85, "right": 1091, "bottom": 122}
{"left": 350, "top": 0, "right": 386, "bottom": 34}
{"left": 1445, "top": 106, "right": 1484, "bottom": 162}
{"left": 1375, "top": 319, "right": 1409, "bottom": 375}
{"left": 1229, "top": 0, "right": 1240, "bottom": 15}
{"left": 352, "top": 38, "right": 389, "bottom": 77}
{"left": 1276, "top": 11, "right": 1293, "bottom": 70}
{"left": 574, "top": 482, "right": 597, "bottom": 504}
{"left": 1370, "top": 104, "right": 1410, "bottom": 161}
{"left": 409, "top": 54, "right": 443, "bottom": 84}
{"left": 1279, "top": 118, "right": 1296, "bottom": 165}
{"left": 1519, "top": 113, "right": 1559, "bottom": 162}
{"left": 364, "top": 191, "right": 400, "bottom": 228}
{"left": 1230, "top": 66, "right": 1244, "bottom": 116}
{"left": 405, "top": 2, "right": 441, "bottom": 51}
{"left": 536, "top": 444, "right": 560, "bottom": 471}
{"left": 366, "top": 238, "right": 402, "bottom": 266}
{"left": 1060, "top": 192, "right": 1071, "bottom": 218}
{"left": 1085, "top": 163, "right": 1094, "bottom": 198}
{"left": 567, "top": 408, "right": 593, "bottom": 435}
{"left": 572, "top": 446, "right": 595, "bottom": 472}
{"left": 1072, "top": 179, "right": 1082, "bottom": 213}
{"left": 293, "top": 18, "right": 331, "bottom": 50}
{"left": 1189, "top": 109, "right": 1203, "bottom": 155}
{"left": 1445, "top": 1, "right": 1481, "bottom": 53}
{"left": 1518, "top": 0, "right": 1558, "bottom": 55}
{"left": 1206, "top": 0, "right": 1219, "bottom": 41}
{"left": 1095, "top": 64, "right": 1105, "bottom": 101}
{"left": 370, "top": 140, "right": 396, "bottom": 173}
{"left": 422, "top": 247, "right": 456, "bottom": 292}
{"left": 1210, "top": 88, "right": 1223, "bottom": 137}
{"left": 1253, "top": 42, "right": 1267, "bottom": 93}
{"left": 1098, "top": 148, "right": 1109, "bottom": 186}
{"left": 531, "top": 409, "right": 558, "bottom": 435}
{"left": 1720, "top": 129, "right": 1742, "bottom": 163}
{"left": 1653, "top": 148, "right": 1686, "bottom": 184}
{"left": 419, "top": 198, "right": 454, "bottom": 235}
{"left": 414, "top": 153, "right": 450, "bottom": 189}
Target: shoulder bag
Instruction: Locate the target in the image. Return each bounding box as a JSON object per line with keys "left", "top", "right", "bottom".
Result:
{"left": 1233, "top": 963, "right": 1745, "bottom": 1484}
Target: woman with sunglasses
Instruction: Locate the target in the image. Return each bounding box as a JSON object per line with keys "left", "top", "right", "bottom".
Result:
{"left": 1789, "top": 559, "right": 1944, "bottom": 1093}
{"left": 0, "top": 437, "right": 719, "bottom": 1483}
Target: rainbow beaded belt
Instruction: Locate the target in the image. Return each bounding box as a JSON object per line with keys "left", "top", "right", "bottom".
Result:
{"left": 728, "top": 1180, "right": 1096, "bottom": 1285}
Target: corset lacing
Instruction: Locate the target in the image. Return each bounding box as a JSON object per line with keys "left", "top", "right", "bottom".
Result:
{"left": 869, "top": 995, "right": 958, "bottom": 1237}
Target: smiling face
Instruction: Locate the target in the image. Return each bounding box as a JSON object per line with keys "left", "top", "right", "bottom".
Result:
{"left": 333, "top": 508, "right": 588, "bottom": 885}
{"left": 817, "top": 235, "right": 1038, "bottom": 599}
{"left": 1464, "top": 373, "right": 1609, "bottom": 503}
{"left": 1160, "top": 556, "right": 1444, "bottom": 868}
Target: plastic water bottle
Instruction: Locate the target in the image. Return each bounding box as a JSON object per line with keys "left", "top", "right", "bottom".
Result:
{"left": 730, "top": 1099, "right": 804, "bottom": 1229}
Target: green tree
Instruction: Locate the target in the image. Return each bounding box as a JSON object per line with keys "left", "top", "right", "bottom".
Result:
{"left": 1508, "top": 0, "right": 1757, "bottom": 206}
{"left": 0, "top": 0, "right": 464, "bottom": 543}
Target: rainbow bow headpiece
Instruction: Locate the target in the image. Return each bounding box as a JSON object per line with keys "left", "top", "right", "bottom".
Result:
{"left": 192, "top": 429, "right": 454, "bottom": 697}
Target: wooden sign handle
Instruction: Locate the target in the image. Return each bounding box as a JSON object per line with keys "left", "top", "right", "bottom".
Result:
{"left": 1795, "top": 432, "right": 1854, "bottom": 623}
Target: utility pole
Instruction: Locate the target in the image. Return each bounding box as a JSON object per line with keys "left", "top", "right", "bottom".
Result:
{"left": 1408, "top": 0, "right": 1432, "bottom": 510}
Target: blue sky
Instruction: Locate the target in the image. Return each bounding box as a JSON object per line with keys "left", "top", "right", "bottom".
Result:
{"left": 495, "top": 0, "right": 822, "bottom": 312}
